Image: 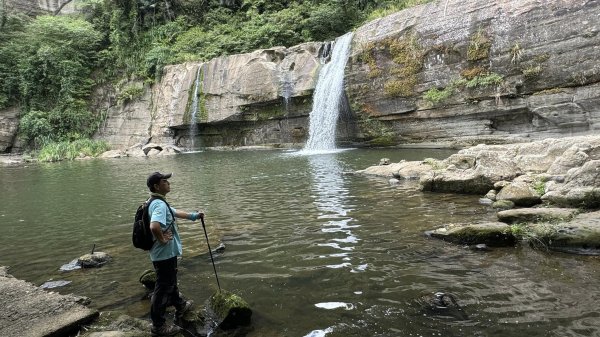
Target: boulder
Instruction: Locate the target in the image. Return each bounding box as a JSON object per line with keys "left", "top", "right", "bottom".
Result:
{"left": 425, "top": 222, "right": 516, "bottom": 247}
{"left": 99, "top": 150, "right": 125, "bottom": 159}
{"left": 209, "top": 290, "right": 252, "bottom": 330}
{"left": 142, "top": 143, "right": 162, "bottom": 155}
{"left": 495, "top": 181, "right": 542, "bottom": 207}
{"left": 542, "top": 160, "right": 600, "bottom": 208}
{"left": 139, "top": 270, "right": 156, "bottom": 291}
{"left": 420, "top": 151, "right": 518, "bottom": 194}
{"left": 529, "top": 211, "right": 600, "bottom": 255}
{"left": 78, "top": 252, "right": 111, "bottom": 268}
{"left": 492, "top": 200, "right": 514, "bottom": 210}
{"left": 497, "top": 208, "right": 579, "bottom": 224}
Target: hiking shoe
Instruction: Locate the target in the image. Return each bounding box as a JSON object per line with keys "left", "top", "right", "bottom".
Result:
{"left": 175, "top": 300, "right": 194, "bottom": 318}
{"left": 151, "top": 323, "right": 181, "bottom": 336}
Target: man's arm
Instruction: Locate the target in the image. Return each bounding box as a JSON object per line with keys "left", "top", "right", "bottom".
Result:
{"left": 174, "top": 209, "right": 204, "bottom": 221}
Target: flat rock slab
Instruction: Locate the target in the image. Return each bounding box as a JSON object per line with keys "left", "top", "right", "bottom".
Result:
{"left": 0, "top": 266, "right": 98, "bottom": 337}
{"left": 497, "top": 207, "right": 579, "bottom": 224}
{"left": 425, "top": 222, "right": 517, "bottom": 247}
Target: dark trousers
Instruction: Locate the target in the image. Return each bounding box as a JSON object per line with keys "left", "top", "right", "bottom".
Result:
{"left": 151, "top": 256, "right": 185, "bottom": 327}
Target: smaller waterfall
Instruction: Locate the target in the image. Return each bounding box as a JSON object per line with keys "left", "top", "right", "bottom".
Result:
{"left": 281, "top": 70, "right": 293, "bottom": 115}
{"left": 303, "top": 32, "right": 353, "bottom": 152}
{"left": 189, "top": 66, "right": 201, "bottom": 150}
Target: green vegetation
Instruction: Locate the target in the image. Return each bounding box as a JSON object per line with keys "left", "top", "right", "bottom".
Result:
{"left": 467, "top": 29, "right": 491, "bottom": 61}
{"left": 510, "top": 42, "right": 522, "bottom": 64}
{"left": 0, "top": 0, "right": 429, "bottom": 158}
{"left": 361, "top": 34, "right": 423, "bottom": 97}
{"left": 117, "top": 83, "right": 145, "bottom": 105}
{"left": 37, "top": 139, "right": 110, "bottom": 162}
{"left": 423, "top": 72, "right": 504, "bottom": 104}
{"left": 365, "top": 0, "right": 433, "bottom": 21}
{"left": 423, "top": 87, "right": 452, "bottom": 104}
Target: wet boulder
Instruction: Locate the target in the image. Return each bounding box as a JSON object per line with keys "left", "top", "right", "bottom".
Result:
{"left": 425, "top": 222, "right": 516, "bottom": 247}
{"left": 209, "top": 290, "right": 252, "bottom": 330}
{"left": 139, "top": 270, "right": 156, "bottom": 290}
{"left": 495, "top": 181, "right": 542, "bottom": 207}
{"left": 78, "top": 252, "right": 111, "bottom": 268}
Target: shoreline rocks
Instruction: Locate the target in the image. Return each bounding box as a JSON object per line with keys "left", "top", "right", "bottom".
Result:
{"left": 358, "top": 135, "right": 600, "bottom": 255}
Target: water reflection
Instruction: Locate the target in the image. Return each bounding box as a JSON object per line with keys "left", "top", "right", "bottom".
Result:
{"left": 307, "top": 154, "right": 363, "bottom": 272}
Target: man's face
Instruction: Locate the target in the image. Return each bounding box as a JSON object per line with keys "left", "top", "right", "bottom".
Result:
{"left": 155, "top": 178, "right": 171, "bottom": 195}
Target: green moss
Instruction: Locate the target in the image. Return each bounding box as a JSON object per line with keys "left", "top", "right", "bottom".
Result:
{"left": 510, "top": 42, "right": 523, "bottom": 64}
{"left": 532, "top": 180, "right": 546, "bottom": 196}
{"left": 461, "top": 72, "right": 504, "bottom": 88}
{"left": 357, "top": 113, "right": 394, "bottom": 145}
{"left": 460, "top": 67, "right": 486, "bottom": 80}
{"left": 384, "top": 77, "right": 418, "bottom": 97}
{"left": 423, "top": 87, "right": 453, "bottom": 104}
{"left": 467, "top": 29, "right": 491, "bottom": 61}
{"left": 522, "top": 65, "right": 542, "bottom": 79}
{"left": 359, "top": 34, "right": 423, "bottom": 97}
{"left": 209, "top": 290, "right": 252, "bottom": 329}
{"left": 421, "top": 72, "right": 503, "bottom": 104}
{"left": 368, "top": 135, "right": 395, "bottom": 147}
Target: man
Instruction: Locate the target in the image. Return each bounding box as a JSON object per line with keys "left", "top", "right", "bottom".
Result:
{"left": 146, "top": 171, "right": 204, "bottom": 336}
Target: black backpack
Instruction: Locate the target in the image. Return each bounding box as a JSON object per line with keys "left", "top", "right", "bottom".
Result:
{"left": 132, "top": 196, "right": 175, "bottom": 250}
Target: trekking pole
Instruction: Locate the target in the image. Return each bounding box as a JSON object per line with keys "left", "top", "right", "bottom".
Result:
{"left": 200, "top": 217, "right": 221, "bottom": 291}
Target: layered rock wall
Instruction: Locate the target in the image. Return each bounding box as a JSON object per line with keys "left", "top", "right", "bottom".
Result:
{"left": 2, "top": 0, "right": 599, "bottom": 152}
{"left": 346, "top": 0, "right": 600, "bottom": 145}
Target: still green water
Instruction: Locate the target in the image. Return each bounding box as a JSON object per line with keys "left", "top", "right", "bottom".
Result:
{"left": 2, "top": 148, "right": 600, "bottom": 337}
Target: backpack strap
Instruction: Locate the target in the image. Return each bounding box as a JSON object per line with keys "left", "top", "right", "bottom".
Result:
{"left": 146, "top": 196, "right": 176, "bottom": 232}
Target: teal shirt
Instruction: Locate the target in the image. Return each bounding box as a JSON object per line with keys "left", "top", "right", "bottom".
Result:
{"left": 148, "top": 199, "right": 183, "bottom": 261}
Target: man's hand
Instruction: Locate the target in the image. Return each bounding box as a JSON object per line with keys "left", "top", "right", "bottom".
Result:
{"left": 162, "top": 229, "right": 173, "bottom": 243}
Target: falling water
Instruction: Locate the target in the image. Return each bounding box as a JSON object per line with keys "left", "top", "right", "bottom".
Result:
{"left": 189, "top": 66, "right": 201, "bottom": 150}
{"left": 303, "top": 32, "right": 353, "bottom": 152}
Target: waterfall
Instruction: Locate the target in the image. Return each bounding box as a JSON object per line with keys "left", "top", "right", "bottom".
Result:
{"left": 303, "top": 32, "right": 353, "bottom": 152}
{"left": 189, "top": 66, "right": 201, "bottom": 150}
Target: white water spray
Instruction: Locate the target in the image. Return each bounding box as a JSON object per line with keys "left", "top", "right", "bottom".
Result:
{"left": 303, "top": 32, "right": 354, "bottom": 152}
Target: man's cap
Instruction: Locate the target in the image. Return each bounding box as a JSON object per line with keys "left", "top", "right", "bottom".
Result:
{"left": 147, "top": 172, "right": 172, "bottom": 189}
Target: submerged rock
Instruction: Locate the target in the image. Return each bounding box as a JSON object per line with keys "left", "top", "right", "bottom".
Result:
{"left": 60, "top": 259, "right": 82, "bottom": 272}
{"left": 416, "top": 292, "right": 468, "bottom": 320}
{"left": 40, "top": 280, "right": 72, "bottom": 289}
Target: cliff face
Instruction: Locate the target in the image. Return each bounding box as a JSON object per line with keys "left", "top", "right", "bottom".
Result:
{"left": 346, "top": 0, "right": 600, "bottom": 145}
{"left": 2, "top": 0, "right": 599, "bottom": 152}
{"left": 96, "top": 0, "right": 599, "bottom": 150}
{"left": 93, "top": 42, "right": 329, "bottom": 149}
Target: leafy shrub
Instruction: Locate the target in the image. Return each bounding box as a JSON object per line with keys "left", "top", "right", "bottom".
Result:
{"left": 37, "top": 139, "right": 110, "bottom": 162}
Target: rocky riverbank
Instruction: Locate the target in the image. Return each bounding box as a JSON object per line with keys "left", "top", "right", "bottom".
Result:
{"left": 0, "top": 266, "right": 98, "bottom": 337}
{"left": 357, "top": 135, "right": 600, "bottom": 254}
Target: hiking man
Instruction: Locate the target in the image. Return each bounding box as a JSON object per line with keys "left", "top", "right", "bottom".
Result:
{"left": 146, "top": 171, "right": 204, "bottom": 336}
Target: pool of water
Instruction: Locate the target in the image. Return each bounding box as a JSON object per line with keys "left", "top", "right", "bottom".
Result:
{"left": 1, "top": 148, "right": 600, "bottom": 336}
